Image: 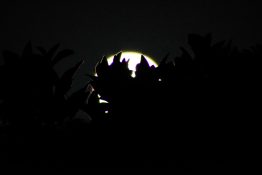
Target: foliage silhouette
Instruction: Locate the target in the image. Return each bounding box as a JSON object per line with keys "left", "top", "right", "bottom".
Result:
{"left": 0, "top": 42, "right": 86, "bottom": 126}
{"left": 0, "top": 34, "right": 248, "bottom": 170}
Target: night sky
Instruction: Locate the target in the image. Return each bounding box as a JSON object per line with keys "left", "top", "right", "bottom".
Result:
{"left": 1, "top": 0, "right": 262, "bottom": 76}
{"left": 0, "top": 0, "right": 249, "bottom": 169}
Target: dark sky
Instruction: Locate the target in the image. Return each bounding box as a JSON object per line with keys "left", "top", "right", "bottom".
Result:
{"left": 1, "top": 0, "right": 262, "bottom": 76}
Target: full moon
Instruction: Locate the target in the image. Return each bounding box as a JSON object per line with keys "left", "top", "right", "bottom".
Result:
{"left": 107, "top": 51, "right": 158, "bottom": 77}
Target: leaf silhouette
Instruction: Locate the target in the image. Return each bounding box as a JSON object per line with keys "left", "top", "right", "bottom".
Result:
{"left": 135, "top": 55, "right": 151, "bottom": 79}
{"left": 55, "top": 60, "right": 84, "bottom": 96}
{"left": 2, "top": 50, "right": 20, "bottom": 66}
{"left": 121, "top": 58, "right": 129, "bottom": 68}
{"left": 52, "top": 49, "right": 74, "bottom": 66}
{"left": 37, "top": 46, "right": 47, "bottom": 55}
{"left": 212, "top": 40, "right": 226, "bottom": 50}
{"left": 188, "top": 33, "right": 212, "bottom": 58}
{"left": 113, "top": 52, "right": 122, "bottom": 64}
{"left": 87, "top": 74, "right": 99, "bottom": 81}
{"left": 139, "top": 55, "right": 150, "bottom": 68}
{"left": 159, "top": 53, "right": 169, "bottom": 67}
{"left": 66, "top": 84, "right": 90, "bottom": 118}
{"left": 21, "top": 41, "right": 32, "bottom": 59}
{"left": 180, "top": 47, "right": 192, "bottom": 61}
{"left": 95, "top": 56, "right": 109, "bottom": 77}
{"left": 46, "top": 43, "right": 60, "bottom": 60}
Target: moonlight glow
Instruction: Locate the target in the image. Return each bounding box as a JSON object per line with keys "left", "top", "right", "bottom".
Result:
{"left": 107, "top": 51, "right": 158, "bottom": 77}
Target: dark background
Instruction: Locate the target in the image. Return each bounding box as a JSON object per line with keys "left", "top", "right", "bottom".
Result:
{"left": 1, "top": 0, "right": 262, "bottom": 75}
{"left": 0, "top": 0, "right": 256, "bottom": 170}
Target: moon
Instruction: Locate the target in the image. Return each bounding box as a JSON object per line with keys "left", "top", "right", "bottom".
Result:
{"left": 107, "top": 51, "right": 158, "bottom": 77}
{"left": 97, "top": 51, "right": 158, "bottom": 106}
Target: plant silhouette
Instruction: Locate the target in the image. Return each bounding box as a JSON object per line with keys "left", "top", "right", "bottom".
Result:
{"left": 0, "top": 34, "right": 248, "bottom": 170}
{"left": 0, "top": 42, "right": 88, "bottom": 126}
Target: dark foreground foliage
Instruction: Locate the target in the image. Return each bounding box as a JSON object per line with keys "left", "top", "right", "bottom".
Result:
{"left": 0, "top": 34, "right": 251, "bottom": 171}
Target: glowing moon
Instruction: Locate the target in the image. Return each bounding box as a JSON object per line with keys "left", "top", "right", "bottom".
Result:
{"left": 107, "top": 51, "right": 158, "bottom": 77}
